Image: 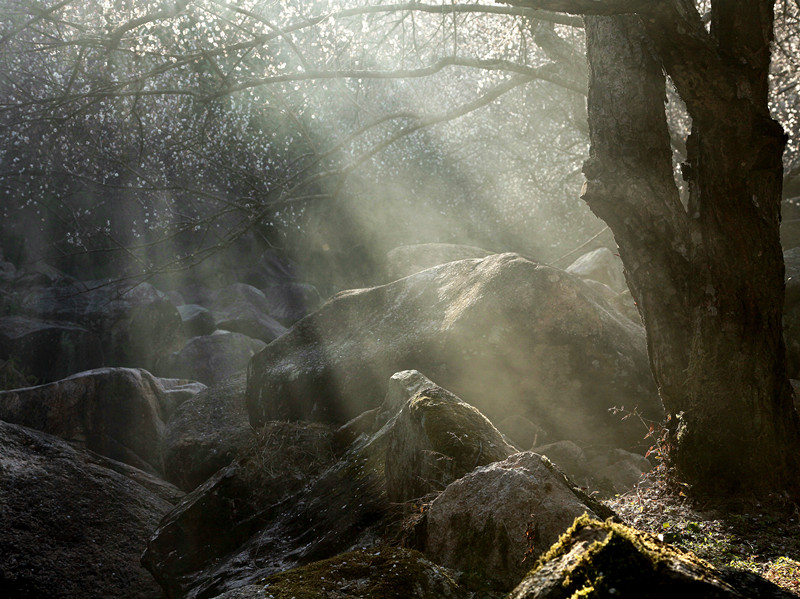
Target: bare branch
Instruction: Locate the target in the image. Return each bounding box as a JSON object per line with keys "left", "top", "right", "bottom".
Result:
{"left": 498, "top": 0, "right": 655, "bottom": 16}
{"left": 217, "top": 56, "right": 586, "bottom": 99}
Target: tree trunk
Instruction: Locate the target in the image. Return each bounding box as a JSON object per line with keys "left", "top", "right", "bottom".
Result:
{"left": 581, "top": 8, "right": 800, "bottom": 496}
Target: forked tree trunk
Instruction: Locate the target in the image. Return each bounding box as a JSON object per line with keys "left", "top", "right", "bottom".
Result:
{"left": 581, "top": 8, "right": 800, "bottom": 496}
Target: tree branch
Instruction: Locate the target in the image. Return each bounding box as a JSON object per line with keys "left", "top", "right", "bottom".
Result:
{"left": 498, "top": 0, "right": 655, "bottom": 16}
{"left": 216, "top": 56, "right": 586, "bottom": 99}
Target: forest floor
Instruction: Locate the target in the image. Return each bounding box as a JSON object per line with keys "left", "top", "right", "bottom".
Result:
{"left": 605, "top": 479, "right": 800, "bottom": 595}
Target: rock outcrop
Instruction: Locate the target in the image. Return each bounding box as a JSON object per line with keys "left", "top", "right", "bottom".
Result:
{"left": 209, "top": 547, "right": 468, "bottom": 599}
{"left": 157, "top": 331, "right": 265, "bottom": 387}
{"left": 565, "top": 247, "right": 626, "bottom": 292}
{"left": 0, "top": 315, "right": 104, "bottom": 383}
{"left": 208, "top": 283, "right": 288, "bottom": 343}
{"left": 385, "top": 385, "right": 517, "bottom": 502}
{"left": 247, "top": 253, "right": 659, "bottom": 450}
{"left": 178, "top": 304, "right": 217, "bottom": 338}
{"left": 162, "top": 371, "right": 254, "bottom": 490}
{"left": 143, "top": 420, "right": 386, "bottom": 599}
{"left": 0, "top": 367, "right": 190, "bottom": 475}
{"left": 384, "top": 242, "right": 493, "bottom": 281}
{"left": 422, "top": 452, "right": 613, "bottom": 591}
{"left": 0, "top": 420, "right": 182, "bottom": 599}
{"left": 18, "top": 279, "right": 183, "bottom": 372}
{"left": 144, "top": 372, "right": 450, "bottom": 599}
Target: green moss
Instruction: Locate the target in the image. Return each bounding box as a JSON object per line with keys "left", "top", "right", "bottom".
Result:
{"left": 526, "top": 515, "right": 732, "bottom": 598}
{"left": 252, "top": 546, "right": 464, "bottom": 598}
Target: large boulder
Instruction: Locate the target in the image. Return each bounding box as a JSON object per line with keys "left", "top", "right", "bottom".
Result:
{"left": 0, "top": 315, "right": 104, "bottom": 383}
{"left": 178, "top": 304, "right": 217, "bottom": 338}
{"left": 422, "top": 452, "right": 613, "bottom": 591}
{"left": 0, "top": 367, "right": 179, "bottom": 475}
{"left": 565, "top": 247, "right": 627, "bottom": 292}
{"left": 208, "top": 283, "right": 288, "bottom": 343}
{"left": 384, "top": 242, "right": 493, "bottom": 281}
{"left": 260, "top": 282, "right": 321, "bottom": 325}
{"left": 18, "top": 279, "right": 182, "bottom": 372}
{"left": 247, "top": 253, "right": 659, "bottom": 450}
{"left": 144, "top": 373, "right": 441, "bottom": 599}
{"left": 162, "top": 371, "right": 255, "bottom": 490}
{"left": 507, "top": 515, "right": 795, "bottom": 598}
{"left": 143, "top": 420, "right": 390, "bottom": 599}
{"left": 532, "top": 441, "right": 652, "bottom": 496}
{"left": 156, "top": 331, "right": 266, "bottom": 387}
{"left": 385, "top": 385, "right": 517, "bottom": 502}
{"left": 0, "top": 420, "right": 182, "bottom": 599}
{"left": 211, "top": 547, "right": 468, "bottom": 599}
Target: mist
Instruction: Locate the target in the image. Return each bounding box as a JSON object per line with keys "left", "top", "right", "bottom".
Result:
{"left": 3, "top": 1, "right": 800, "bottom": 598}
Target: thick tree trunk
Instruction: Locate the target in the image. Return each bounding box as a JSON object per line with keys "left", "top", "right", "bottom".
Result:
{"left": 581, "top": 10, "right": 800, "bottom": 496}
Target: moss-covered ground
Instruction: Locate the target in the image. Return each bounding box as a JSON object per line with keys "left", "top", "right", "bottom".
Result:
{"left": 605, "top": 481, "right": 800, "bottom": 595}
{"left": 252, "top": 546, "right": 466, "bottom": 598}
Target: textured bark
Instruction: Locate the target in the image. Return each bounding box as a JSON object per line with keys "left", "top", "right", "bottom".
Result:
{"left": 577, "top": 3, "right": 800, "bottom": 495}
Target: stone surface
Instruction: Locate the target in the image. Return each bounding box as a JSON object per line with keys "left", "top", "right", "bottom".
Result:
{"left": 260, "top": 282, "right": 321, "bottom": 325}
{"left": 532, "top": 440, "right": 588, "bottom": 483}
{"left": 209, "top": 283, "right": 288, "bottom": 343}
{"left": 423, "top": 452, "right": 612, "bottom": 591}
{"left": 145, "top": 371, "right": 452, "bottom": 598}
{"left": 143, "top": 420, "right": 394, "bottom": 599}
{"left": 384, "top": 242, "right": 493, "bottom": 281}
{"left": 178, "top": 303, "right": 217, "bottom": 338}
{"left": 157, "top": 331, "right": 266, "bottom": 387}
{"left": 18, "top": 279, "right": 183, "bottom": 372}
{"left": 507, "top": 515, "right": 795, "bottom": 598}
{"left": 0, "top": 315, "right": 104, "bottom": 383}
{"left": 0, "top": 367, "right": 175, "bottom": 475}
{"left": 385, "top": 384, "right": 516, "bottom": 502}
{"left": 565, "top": 247, "right": 627, "bottom": 292}
{"left": 157, "top": 377, "right": 208, "bottom": 420}
{"left": 0, "top": 420, "right": 181, "bottom": 599}
{"left": 162, "top": 371, "right": 254, "bottom": 490}
{"left": 247, "top": 253, "right": 659, "bottom": 450}
{"left": 209, "top": 547, "right": 468, "bottom": 599}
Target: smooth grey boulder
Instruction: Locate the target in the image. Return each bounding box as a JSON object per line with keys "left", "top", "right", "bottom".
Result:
{"left": 565, "top": 247, "right": 627, "bottom": 291}
{"left": 209, "top": 283, "right": 288, "bottom": 343}
{"left": 0, "top": 315, "right": 104, "bottom": 382}
{"left": 178, "top": 303, "right": 217, "bottom": 337}
{"left": 162, "top": 371, "right": 254, "bottom": 491}
{"left": 247, "top": 253, "right": 659, "bottom": 450}
{"left": 384, "top": 242, "right": 493, "bottom": 281}
{"left": 0, "top": 367, "right": 180, "bottom": 475}
{"left": 0, "top": 420, "right": 182, "bottom": 599}
{"left": 423, "top": 452, "right": 612, "bottom": 591}
{"left": 260, "top": 281, "right": 321, "bottom": 325}
{"left": 143, "top": 420, "right": 389, "bottom": 599}
{"left": 18, "top": 279, "right": 183, "bottom": 372}
{"left": 157, "top": 331, "right": 266, "bottom": 387}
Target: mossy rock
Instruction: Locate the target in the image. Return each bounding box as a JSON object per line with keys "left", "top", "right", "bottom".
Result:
{"left": 385, "top": 385, "right": 516, "bottom": 502}
{"left": 212, "top": 546, "right": 468, "bottom": 599}
{"left": 508, "top": 515, "right": 794, "bottom": 598}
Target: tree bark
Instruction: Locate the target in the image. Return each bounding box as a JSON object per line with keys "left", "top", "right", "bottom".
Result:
{"left": 579, "top": 5, "right": 800, "bottom": 496}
